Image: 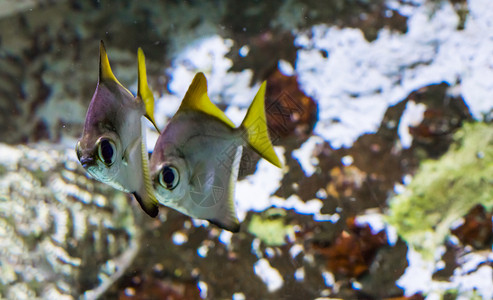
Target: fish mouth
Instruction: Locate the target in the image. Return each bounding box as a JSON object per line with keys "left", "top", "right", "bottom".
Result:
{"left": 80, "top": 157, "right": 95, "bottom": 169}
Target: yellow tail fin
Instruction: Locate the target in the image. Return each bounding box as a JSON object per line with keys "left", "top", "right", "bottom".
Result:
{"left": 241, "top": 82, "right": 283, "bottom": 168}
{"left": 137, "top": 47, "right": 160, "bottom": 133}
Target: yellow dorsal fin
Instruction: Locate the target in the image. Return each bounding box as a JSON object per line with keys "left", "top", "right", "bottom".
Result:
{"left": 240, "top": 81, "right": 283, "bottom": 168}
{"left": 99, "top": 40, "right": 132, "bottom": 95}
{"left": 178, "top": 72, "right": 236, "bottom": 128}
{"left": 137, "top": 47, "right": 160, "bottom": 133}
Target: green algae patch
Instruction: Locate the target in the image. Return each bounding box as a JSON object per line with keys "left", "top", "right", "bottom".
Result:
{"left": 387, "top": 122, "right": 493, "bottom": 258}
{"left": 248, "top": 208, "right": 294, "bottom": 246}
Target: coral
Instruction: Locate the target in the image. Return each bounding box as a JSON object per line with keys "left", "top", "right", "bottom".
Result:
{"left": 451, "top": 204, "right": 492, "bottom": 250}
{"left": 387, "top": 122, "right": 493, "bottom": 258}
{"left": 265, "top": 69, "right": 318, "bottom": 148}
{"left": 0, "top": 143, "right": 141, "bottom": 299}
{"left": 405, "top": 83, "right": 473, "bottom": 158}
{"left": 295, "top": 0, "right": 493, "bottom": 149}
{"left": 312, "top": 217, "right": 388, "bottom": 278}
{"left": 224, "top": 0, "right": 408, "bottom": 82}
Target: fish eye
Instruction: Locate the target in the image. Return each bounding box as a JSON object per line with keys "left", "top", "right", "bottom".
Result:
{"left": 97, "top": 138, "right": 117, "bottom": 166}
{"left": 158, "top": 165, "right": 179, "bottom": 190}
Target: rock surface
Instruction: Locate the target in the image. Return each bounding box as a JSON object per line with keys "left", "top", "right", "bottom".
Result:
{"left": 0, "top": 143, "right": 141, "bottom": 299}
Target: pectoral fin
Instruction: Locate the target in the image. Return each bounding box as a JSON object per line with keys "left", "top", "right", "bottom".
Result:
{"left": 137, "top": 47, "right": 160, "bottom": 133}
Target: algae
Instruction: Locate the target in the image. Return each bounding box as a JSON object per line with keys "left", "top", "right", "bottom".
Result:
{"left": 248, "top": 208, "right": 294, "bottom": 246}
{"left": 387, "top": 122, "right": 493, "bottom": 258}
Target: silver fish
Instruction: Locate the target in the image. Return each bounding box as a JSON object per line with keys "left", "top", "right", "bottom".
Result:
{"left": 76, "top": 41, "right": 160, "bottom": 217}
{"left": 149, "top": 72, "right": 282, "bottom": 232}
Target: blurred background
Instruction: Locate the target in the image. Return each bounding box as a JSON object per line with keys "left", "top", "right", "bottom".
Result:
{"left": 0, "top": 0, "right": 492, "bottom": 299}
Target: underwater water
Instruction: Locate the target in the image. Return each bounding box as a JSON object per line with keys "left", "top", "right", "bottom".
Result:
{"left": 1, "top": 0, "right": 493, "bottom": 299}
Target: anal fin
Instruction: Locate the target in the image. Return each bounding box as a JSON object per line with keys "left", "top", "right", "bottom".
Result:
{"left": 132, "top": 192, "right": 158, "bottom": 217}
{"left": 131, "top": 124, "right": 159, "bottom": 218}
{"left": 207, "top": 218, "right": 240, "bottom": 233}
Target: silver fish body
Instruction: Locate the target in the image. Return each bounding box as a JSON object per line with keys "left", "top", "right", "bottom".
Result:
{"left": 76, "top": 41, "right": 159, "bottom": 217}
{"left": 78, "top": 80, "right": 145, "bottom": 191}
{"left": 150, "top": 111, "right": 243, "bottom": 230}
{"left": 149, "top": 73, "right": 282, "bottom": 232}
